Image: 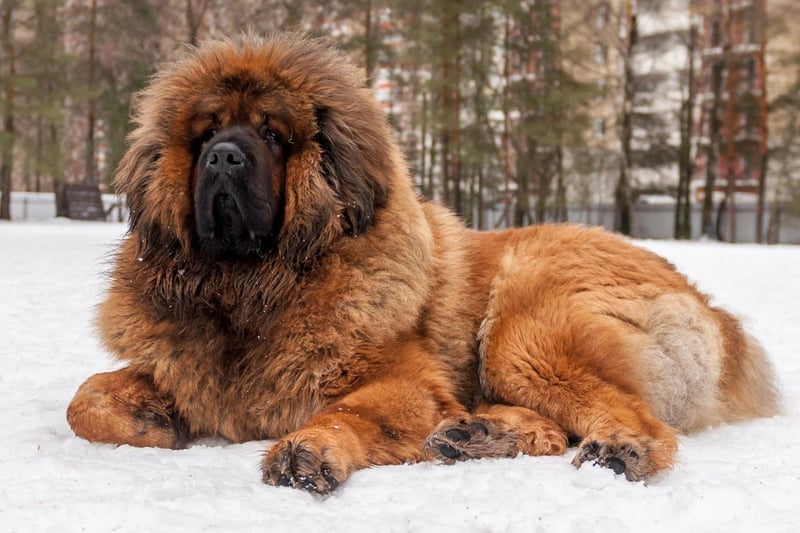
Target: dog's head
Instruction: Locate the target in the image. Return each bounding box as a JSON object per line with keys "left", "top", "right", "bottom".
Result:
{"left": 115, "top": 33, "right": 395, "bottom": 267}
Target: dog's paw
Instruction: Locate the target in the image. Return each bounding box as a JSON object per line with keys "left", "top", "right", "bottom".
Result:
{"left": 66, "top": 370, "right": 190, "bottom": 450}
{"left": 423, "top": 417, "right": 519, "bottom": 463}
{"left": 261, "top": 436, "right": 346, "bottom": 495}
{"left": 571, "top": 435, "right": 650, "bottom": 481}
{"left": 132, "top": 404, "right": 190, "bottom": 449}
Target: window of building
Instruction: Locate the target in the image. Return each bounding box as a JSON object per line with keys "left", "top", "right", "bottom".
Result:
{"left": 746, "top": 58, "right": 756, "bottom": 90}
{"left": 593, "top": 117, "right": 606, "bottom": 139}
{"left": 596, "top": 4, "right": 609, "bottom": 28}
{"left": 594, "top": 42, "right": 607, "bottom": 65}
{"left": 710, "top": 61, "right": 723, "bottom": 88}
{"left": 744, "top": 105, "right": 758, "bottom": 135}
{"left": 742, "top": 154, "right": 753, "bottom": 180}
{"left": 745, "top": 9, "right": 758, "bottom": 43}
{"left": 594, "top": 79, "right": 606, "bottom": 101}
{"left": 711, "top": 19, "right": 722, "bottom": 47}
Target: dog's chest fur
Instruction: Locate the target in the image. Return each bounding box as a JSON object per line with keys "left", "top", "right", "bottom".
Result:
{"left": 107, "top": 211, "right": 480, "bottom": 441}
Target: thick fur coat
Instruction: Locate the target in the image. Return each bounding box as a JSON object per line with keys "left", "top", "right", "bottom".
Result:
{"left": 67, "top": 33, "right": 779, "bottom": 493}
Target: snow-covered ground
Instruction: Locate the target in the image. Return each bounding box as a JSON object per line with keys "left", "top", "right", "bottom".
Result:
{"left": 1, "top": 220, "right": 798, "bottom": 532}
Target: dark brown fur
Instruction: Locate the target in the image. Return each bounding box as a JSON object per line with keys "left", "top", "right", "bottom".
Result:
{"left": 67, "top": 33, "right": 779, "bottom": 493}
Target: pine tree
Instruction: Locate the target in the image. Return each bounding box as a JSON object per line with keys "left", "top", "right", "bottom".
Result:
{"left": 28, "top": 0, "right": 69, "bottom": 194}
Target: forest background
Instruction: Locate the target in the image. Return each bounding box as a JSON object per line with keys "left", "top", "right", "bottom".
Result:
{"left": 1, "top": 0, "right": 799, "bottom": 243}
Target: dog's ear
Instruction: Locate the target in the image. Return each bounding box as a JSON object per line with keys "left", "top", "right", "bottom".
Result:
{"left": 113, "top": 135, "right": 160, "bottom": 234}
{"left": 314, "top": 106, "right": 390, "bottom": 237}
{"left": 113, "top": 132, "right": 190, "bottom": 259}
{"left": 278, "top": 105, "right": 393, "bottom": 270}
{"left": 278, "top": 142, "right": 342, "bottom": 270}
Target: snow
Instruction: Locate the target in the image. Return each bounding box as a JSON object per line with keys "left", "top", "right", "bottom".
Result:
{"left": 1, "top": 220, "right": 799, "bottom": 533}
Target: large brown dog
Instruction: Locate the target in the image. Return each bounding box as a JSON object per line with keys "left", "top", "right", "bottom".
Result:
{"left": 67, "top": 33, "right": 779, "bottom": 493}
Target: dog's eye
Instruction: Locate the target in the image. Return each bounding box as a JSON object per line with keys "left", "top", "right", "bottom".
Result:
{"left": 201, "top": 128, "right": 218, "bottom": 144}
{"left": 260, "top": 126, "right": 279, "bottom": 145}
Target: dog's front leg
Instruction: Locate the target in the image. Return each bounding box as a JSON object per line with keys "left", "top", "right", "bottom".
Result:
{"left": 261, "top": 357, "right": 465, "bottom": 494}
{"left": 67, "top": 367, "right": 189, "bottom": 449}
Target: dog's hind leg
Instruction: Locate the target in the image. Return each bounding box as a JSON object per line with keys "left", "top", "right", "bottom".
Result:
{"left": 478, "top": 310, "right": 679, "bottom": 481}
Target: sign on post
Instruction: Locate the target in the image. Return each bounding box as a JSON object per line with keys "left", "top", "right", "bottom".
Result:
{"left": 59, "top": 184, "right": 107, "bottom": 221}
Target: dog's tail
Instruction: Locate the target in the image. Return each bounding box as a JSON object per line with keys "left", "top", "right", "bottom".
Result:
{"left": 714, "top": 308, "right": 781, "bottom": 422}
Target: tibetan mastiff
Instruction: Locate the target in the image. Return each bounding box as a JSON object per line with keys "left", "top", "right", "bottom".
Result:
{"left": 67, "top": 33, "right": 779, "bottom": 493}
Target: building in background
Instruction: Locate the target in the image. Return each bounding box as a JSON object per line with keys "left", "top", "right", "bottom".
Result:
{"left": 557, "top": 0, "right": 692, "bottom": 224}
{"left": 764, "top": 0, "right": 800, "bottom": 242}
{"left": 691, "top": 0, "right": 768, "bottom": 209}
{"left": 628, "top": 0, "right": 691, "bottom": 197}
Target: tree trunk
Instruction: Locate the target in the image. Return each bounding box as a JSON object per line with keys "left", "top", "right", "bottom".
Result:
{"left": 675, "top": 22, "right": 696, "bottom": 239}
{"left": 514, "top": 173, "right": 530, "bottom": 226}
{"left": 755, "top": 4, "right": 768, "bottom": 243}
{"left": 439, "top": 0, "right": 462, "bottom": 214}
{"left": 554, "top": 145, "right": 567, "bottom": 222}
{"left": 363, "top": 0, "right": 376, "bottom": 85}
{"left": 514, "top": 144, "right": 534, "bottom": 227}
{"left": 715, "top": 189, "right": 728, "bottom": 241}
{"left": 767, "top": 78, "right": 799, "bottom": 244}
{"left": 186, "top": 0, "right": 209, "bottom": 46}
{"left": 52, "top": 124, "right": 64, "bottom": 216}
{"left": 615, "top": 0, "right": 636, "bottom": 235}
{"left": 84, "top": 0, "right": 97, "bottom": 185}
{"left": 0, "top": 1, "right": 16, "bottom": 220}
{"left": 427, "top": 136, "right": 437, "bottom": 202}
{"left": 477, "top": 165, "right": 485, "bottom": 229}
{"left": 498, "top": 13, "right": 513, "bottom": 229}
{"left": 453, "top": 44, "right": 462, "bottom": 217}
{"left": 534, "top": 161, "right": 549, "bottom": 223}
{"left": 420, "top": 90, "right": 428, "bottom": 197}
{"left": 552, "top": 6, "right": 567, "bottom": 224}
{"left": 720, "top": 0, "right": 737, "bottom": 243}
{"left": 35, "top": 115, "right": 43, "bottom": 192}
{"left": 702, "top": 62, "right": 724, "bottom": 237}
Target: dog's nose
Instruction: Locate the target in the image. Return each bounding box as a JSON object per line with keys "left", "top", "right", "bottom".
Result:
{"left": 206, "top": 142, "right": 245, "bottom": 173}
